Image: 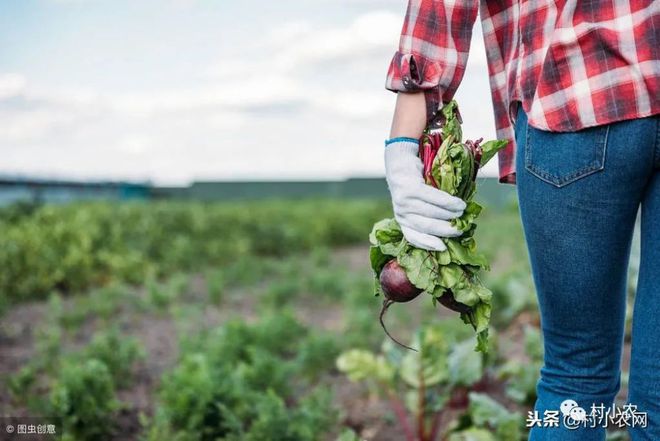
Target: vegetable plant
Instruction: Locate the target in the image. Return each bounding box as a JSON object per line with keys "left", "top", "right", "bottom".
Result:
{"left": 336, "top": 321, "right": 490, "bottom": 441}
{"left": 48, "top": 358, "right": 120, "bottom": 441}
{"left": 145, "top": 313, "right": 339, "bottom": 440}
{"left": 497, "top": 325, "right": 543, "bottom": 405}
{"left": 447, "top": 392, "right": 525, "bottom": 441}
{"left": 370, "top": 100, "right": 508, "bottom": 352}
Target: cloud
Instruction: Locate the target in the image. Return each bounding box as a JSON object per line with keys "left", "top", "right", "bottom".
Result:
{"left": 0, "top": 74, "right": 27, "bottom": 100}
{"left": 270, "top": 11, "right": 402, "bottom": 67}
{"left": 0, "top": 6, "right": 498, "bottom": 184}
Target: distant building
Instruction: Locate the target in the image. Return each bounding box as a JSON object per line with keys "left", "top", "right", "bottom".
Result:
{"left": 0, "top": 176, "right": 150, "bottom": 206}
{"left": 152, "top": 177, "right": 390, "bottom": 200}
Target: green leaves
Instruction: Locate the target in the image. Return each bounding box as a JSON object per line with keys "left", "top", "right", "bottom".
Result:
{"left": 497, "top": 326, "right": 543, "bottom": 405}
{"left": 48, "top": 358, "right": 120, "bottom": 440}
{"left": 400, "top": 327, "right": 450, "bottom": 388}
{"left": 447, "top": 392, "right": 525, "bottom": 441}
{"left": 148, "top": 314, "right": 338, "bottom": 440}
{"left": 467, "top": 392, "right": 524, "bottom": 440}
{"left": 369, "top": 246, "right": 391, "bottom": 275}
{"left": 479, "top": 140, "right": 508, "bottom": 167}
{"left": 398, "top": 248, "right": 437, "bottom": 292}
{"left": 448, "top": 428, "right": 496, "bottom": 441}
{"left": 336, "top": 349, "right": 395, "bottom": 385}
{"left": 368, "top": 100, "right": 510, "bottom": 353}
{"left": 448, "top": 340, "right": 484, "bottom": 386}
{"left": 338, "top": 320, "right": 487, "bottom": 390}
{"left": 446, "top": 239, "right": 488, "bottom": 268}
{"left": 441, "top": 100, "right": 463, "bottom": 142}
{"left": 369, "top": 218, "right": 402, "bottom": 247}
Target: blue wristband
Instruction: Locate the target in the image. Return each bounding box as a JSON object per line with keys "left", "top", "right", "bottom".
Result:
{"left": 384, "top": 136, "right": 419, "bottom": 147}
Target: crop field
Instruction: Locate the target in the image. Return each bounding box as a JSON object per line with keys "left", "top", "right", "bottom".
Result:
{"left": 0, "top": 198, "right": 636, "bottom": 441}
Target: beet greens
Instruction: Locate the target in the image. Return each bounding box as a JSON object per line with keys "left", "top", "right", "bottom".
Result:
{"left": 371, "top": 100, "right": 508, "bottom": 353}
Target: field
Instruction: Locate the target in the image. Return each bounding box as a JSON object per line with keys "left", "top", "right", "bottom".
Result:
{"left": 0, "top": 197, "right": 636, "bottom": 441}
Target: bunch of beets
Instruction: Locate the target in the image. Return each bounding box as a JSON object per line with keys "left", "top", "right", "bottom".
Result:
{"left": 370, "top": 100, "right": 507, "bottom": 352}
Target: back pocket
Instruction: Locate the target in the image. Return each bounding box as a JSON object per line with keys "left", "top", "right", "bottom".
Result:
{"left": 525, "top": 123, "right": 609, "bottom": 187}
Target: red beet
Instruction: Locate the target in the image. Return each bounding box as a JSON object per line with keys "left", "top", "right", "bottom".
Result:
{"left": 378, "top": 260, "right": 422, "bottom": 352}
{"left": 437, "top": 289, "right": 472, "bottom": 314}
{"left": 379, "top": 260, "right": 422, "bottom": 303}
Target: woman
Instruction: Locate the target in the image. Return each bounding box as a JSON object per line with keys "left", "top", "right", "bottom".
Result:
{"left": 383, "top": 1, "right": 659, "bottom": 440}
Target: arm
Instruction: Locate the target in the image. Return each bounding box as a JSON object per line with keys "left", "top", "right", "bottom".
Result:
{"left": 384, "top": 0, "right": 478, "bottom": 251}
{"left": 389, "top": 91, "right": 427, "bottom": 139}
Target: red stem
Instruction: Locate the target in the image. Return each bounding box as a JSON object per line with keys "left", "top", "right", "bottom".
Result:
{"left": 418, "top": 367, "right": 428, "bottom": 441}
{"left": 429, "top": 408, "right": 445, "bottom": 441}
{"left": 387, "top": 391, "right": 417, "bottom": 441}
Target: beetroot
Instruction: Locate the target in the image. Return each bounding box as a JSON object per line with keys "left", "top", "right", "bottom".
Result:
{"left": 378, "top": 259, "right": 422, "bottom": 351}
{"left": 371, "top": 100, "right": 509, "bottom": 353}
{"left": 379, "top": 260, "right": 422, "bottom": 302}
{"left": 437, "top": 290, "right": 472, "bottom": 314}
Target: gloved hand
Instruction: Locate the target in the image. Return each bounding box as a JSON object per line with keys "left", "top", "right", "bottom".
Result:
{"left": 384, "top": 137, "right": 466, "bottom": 251}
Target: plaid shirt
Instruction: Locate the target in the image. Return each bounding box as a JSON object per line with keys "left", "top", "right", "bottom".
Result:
{"left": 386, "top": 0, "right": 660, "bottom": 184}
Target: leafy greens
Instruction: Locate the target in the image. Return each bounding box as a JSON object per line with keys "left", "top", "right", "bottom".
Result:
{"left": 370, "top": 100, "right": 508, "bottom": 352}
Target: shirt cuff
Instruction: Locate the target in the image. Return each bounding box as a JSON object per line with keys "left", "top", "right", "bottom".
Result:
{"left": 385, "top": 51, "right": 443, "bottom": 123}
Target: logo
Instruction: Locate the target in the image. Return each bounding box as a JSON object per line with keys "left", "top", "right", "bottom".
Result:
{"left": 526, "top": 399, "right": 648, "bottom": 430}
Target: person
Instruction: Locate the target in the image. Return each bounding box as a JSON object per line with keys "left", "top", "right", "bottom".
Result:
{"left": 382, "top": 1, "right": 659, "bottom": 440}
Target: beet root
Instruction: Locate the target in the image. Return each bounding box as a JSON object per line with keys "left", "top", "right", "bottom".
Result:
{"left": 437, "top": 289, "right": 472, "bottom": 314}
{"left": 379, "top": 259, "right": 422, "bottom": 302}
{"left": 378, "top": 260, "right": 422, "bottom": 352}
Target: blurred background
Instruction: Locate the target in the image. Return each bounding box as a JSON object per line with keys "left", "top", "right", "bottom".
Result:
{"left": 0, "top": 1, "right": 637, "bottom": 441}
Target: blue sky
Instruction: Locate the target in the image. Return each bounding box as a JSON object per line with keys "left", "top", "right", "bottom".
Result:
{"left": 0, "top": 0, "right": 497, "bottom": 184}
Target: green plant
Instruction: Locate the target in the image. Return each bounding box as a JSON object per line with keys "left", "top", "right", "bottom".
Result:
{"left": 497, "top": 326, "right": 543, "bottom": 405}
{"left": 448, "top": 392, "right": 524, "bottom": 440}
{"left": 48, "top": 358, "right": 119, "bottom": 441}
{"left": 205, "top": 268, "right": 225, "bottom": 305}
{"left": 7, "top": 364, "right": 39, "bottom": 404}
{"left": 295, "top": 331, "right": 341, "bottom": 380}
{"left": 146, "top": 313, "right": 338, "bottom": 440}
{"left": 337, "top": 321, "right": 491, "bottom": 441}
{"left": 487, "top": 268, "right": 537, "bottom": 326}
{"left": 145, "top": 273, "right": 188, "bottom": 311}
{"left": 369, "top": 101, "right": 508, "bottom": 353}
{"left": 80, "top": 327, "right": 144, "bottom": 387}
{"left": 0, "top": 199, "right": 391, "bottom": 305}
{"left": 259, "top": 278, "right": 301, "bottom": 310}
{"left": 336, "top": 429, "right": 362, "bottom": 441}
{"left": 305, "top": 266, "right": 349, "bottom": 300}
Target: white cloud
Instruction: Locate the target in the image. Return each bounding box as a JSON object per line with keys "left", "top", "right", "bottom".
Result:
{"left": 0, "top": 6, "right": 499, "bottom": 184}
{"left": 117, "top": 134, "right": 153, "bottom": 155}
{"left": 0, "top": 73, "right": 27, "bottom": 100}
{"left": 245, "top": 10, "right": 401, "bottom": 72}
{"left": 0, "top": 109, "right": 76, "bottom": 141}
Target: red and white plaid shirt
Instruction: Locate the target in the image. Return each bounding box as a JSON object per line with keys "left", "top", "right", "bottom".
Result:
{"left": 386, "top": 0, "right": 660, "bottom": 184}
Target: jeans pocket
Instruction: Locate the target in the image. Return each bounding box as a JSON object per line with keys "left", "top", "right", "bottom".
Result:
{"left": 524, "top": 123, "right": 609, "bottom": 187}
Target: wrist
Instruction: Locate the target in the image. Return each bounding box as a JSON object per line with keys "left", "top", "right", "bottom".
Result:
{"left": 384, "top": 138, "right": 420, "bottom": 160}
{"left": 385, "top": 136, "right": 419, "bottom": 146}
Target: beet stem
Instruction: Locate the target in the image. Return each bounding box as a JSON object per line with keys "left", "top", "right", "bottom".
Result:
{"left": 379, "top": 298, "right": 418, "bottom": 352}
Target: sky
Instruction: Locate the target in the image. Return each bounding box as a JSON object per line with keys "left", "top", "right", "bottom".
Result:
{"left": 0, "top": 0, "right": 498, "bottom": 185}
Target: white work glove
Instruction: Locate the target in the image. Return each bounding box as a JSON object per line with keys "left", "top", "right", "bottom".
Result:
{"left": 384, "top": 138, "right": 466, "bottom": 251}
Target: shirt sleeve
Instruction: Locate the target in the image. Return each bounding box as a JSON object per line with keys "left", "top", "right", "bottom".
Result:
{"left": 385, "top": 0, "right": 479, "bottom": 124}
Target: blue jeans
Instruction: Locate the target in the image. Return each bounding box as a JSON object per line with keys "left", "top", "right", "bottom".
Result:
{"left": 514, "top": 107, "right": 660, "bottom": 441}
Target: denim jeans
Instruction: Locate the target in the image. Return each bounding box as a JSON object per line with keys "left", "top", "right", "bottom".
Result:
{"left": 514, "top": 107, "right": 660, "bottom": 441}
